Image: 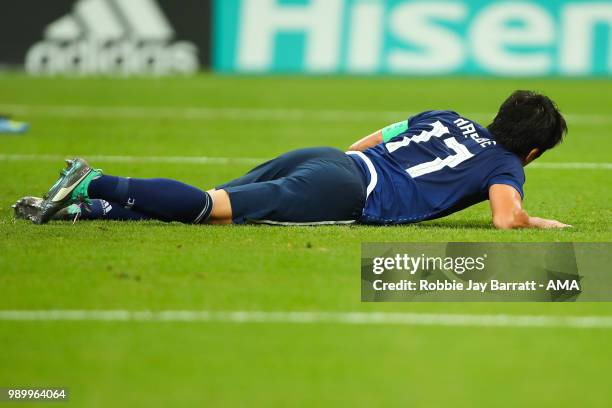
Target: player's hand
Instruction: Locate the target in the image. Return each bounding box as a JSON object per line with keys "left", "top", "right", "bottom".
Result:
{"left": 546, "top": 219, "right": 572, "bottom": 228}
{"left": 536, "top": 218, "right": 572, "bottom": 229}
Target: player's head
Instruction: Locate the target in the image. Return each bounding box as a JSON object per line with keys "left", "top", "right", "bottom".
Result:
{"left": 488, "top": 90, "right": 567, "bottom": 164}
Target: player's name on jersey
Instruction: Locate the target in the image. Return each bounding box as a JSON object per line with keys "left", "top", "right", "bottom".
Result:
{"left": 454, "top": 117, "right": 496, "bottom": 148}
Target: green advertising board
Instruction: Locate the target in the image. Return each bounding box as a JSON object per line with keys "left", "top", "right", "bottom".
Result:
{"left": 214, "top": 0, "right": 612, "bottom": 76}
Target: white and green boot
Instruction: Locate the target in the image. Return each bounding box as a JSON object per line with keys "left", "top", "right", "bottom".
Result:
{"left": 33, "top": 158, "right": 102, "bottom": 224}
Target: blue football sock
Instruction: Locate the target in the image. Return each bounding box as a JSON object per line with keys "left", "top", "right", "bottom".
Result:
{"left": 78, "top": 199, "right": 150, "bottom": 221}
{"left": 88, "top": 176, "right": 213, "bottom": 223}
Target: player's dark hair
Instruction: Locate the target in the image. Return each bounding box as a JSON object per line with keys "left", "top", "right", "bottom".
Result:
{"left": 488, "top": 90, "right": 567, "bottom": 159}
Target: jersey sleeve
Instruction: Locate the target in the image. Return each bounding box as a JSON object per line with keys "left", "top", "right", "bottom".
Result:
{"left": 486, "top": 158, "right": 526, "bottom": 199}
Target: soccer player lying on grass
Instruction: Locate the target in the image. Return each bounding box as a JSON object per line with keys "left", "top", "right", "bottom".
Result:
{"left": 15, "top": 90, "right": 570, "bottom": 229}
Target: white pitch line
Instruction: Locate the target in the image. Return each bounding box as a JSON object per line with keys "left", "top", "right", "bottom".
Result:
{"left": 2, "top": 104, "right": 406, "bottom": 122}
{"left": 0, "top": 104, "right": 611, "bottom": 125}
{"left": 1, "top": 310, "right": 612, "bottom": 329}
{"left": 0, "top": 153, "right": 263, "bottom": 166}
{"left": 0, "top": 153, "right": 610, "bottom": 170}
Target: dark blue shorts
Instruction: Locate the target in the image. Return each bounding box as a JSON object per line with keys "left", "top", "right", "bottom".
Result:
{"left": 217, "top": 147, "right": 367, "bottom": 224}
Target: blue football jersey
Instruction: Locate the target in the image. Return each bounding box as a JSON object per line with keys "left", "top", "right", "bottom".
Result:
{"left": 348, "top": 110, "right": 525, "bottom": 224}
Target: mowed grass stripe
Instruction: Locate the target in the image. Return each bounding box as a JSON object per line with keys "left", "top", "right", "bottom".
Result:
{"left": 0, "top": 154, "right": 610, "bottom": 170}
{"left": 0, "top": 104, "right": 610, "bottom": 125}
{"left": 2, "top": 310, "right": 612, "bottom": 329}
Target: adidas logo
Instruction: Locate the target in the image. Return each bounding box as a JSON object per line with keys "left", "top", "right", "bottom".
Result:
{"left": 100, "top": 200, "right": 113, "bottom": 215}
{"left": 25, "top": 0, "right": 199, "bottom": 76}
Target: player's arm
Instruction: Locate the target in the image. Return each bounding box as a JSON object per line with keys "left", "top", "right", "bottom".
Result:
{"left": 348, "top": 130, "right": 382, "bottom": 151}
{"left": 348, "top": 120, "right": 409, "bottom": 151}
{"left": 488, "top": 184, "right": 571, "bottom": 229}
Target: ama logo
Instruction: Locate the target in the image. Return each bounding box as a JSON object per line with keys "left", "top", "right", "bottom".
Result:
{"left": 26, "top": 0, "right": 199, "bottom": 76}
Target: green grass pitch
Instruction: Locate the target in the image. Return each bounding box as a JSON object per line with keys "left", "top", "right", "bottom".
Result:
{"left": 0, "top": 74, "right": 611, "bottom": 407}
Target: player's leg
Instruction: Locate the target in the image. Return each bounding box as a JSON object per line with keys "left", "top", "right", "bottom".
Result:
{"left": 33, "top": 148, "right": 365, "bottom": 225}
{"left": 87, "top": 176, "right": 211, "bottom": 223}
{"left": 210, "top": 148, "right": 367, "bottom": 224}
